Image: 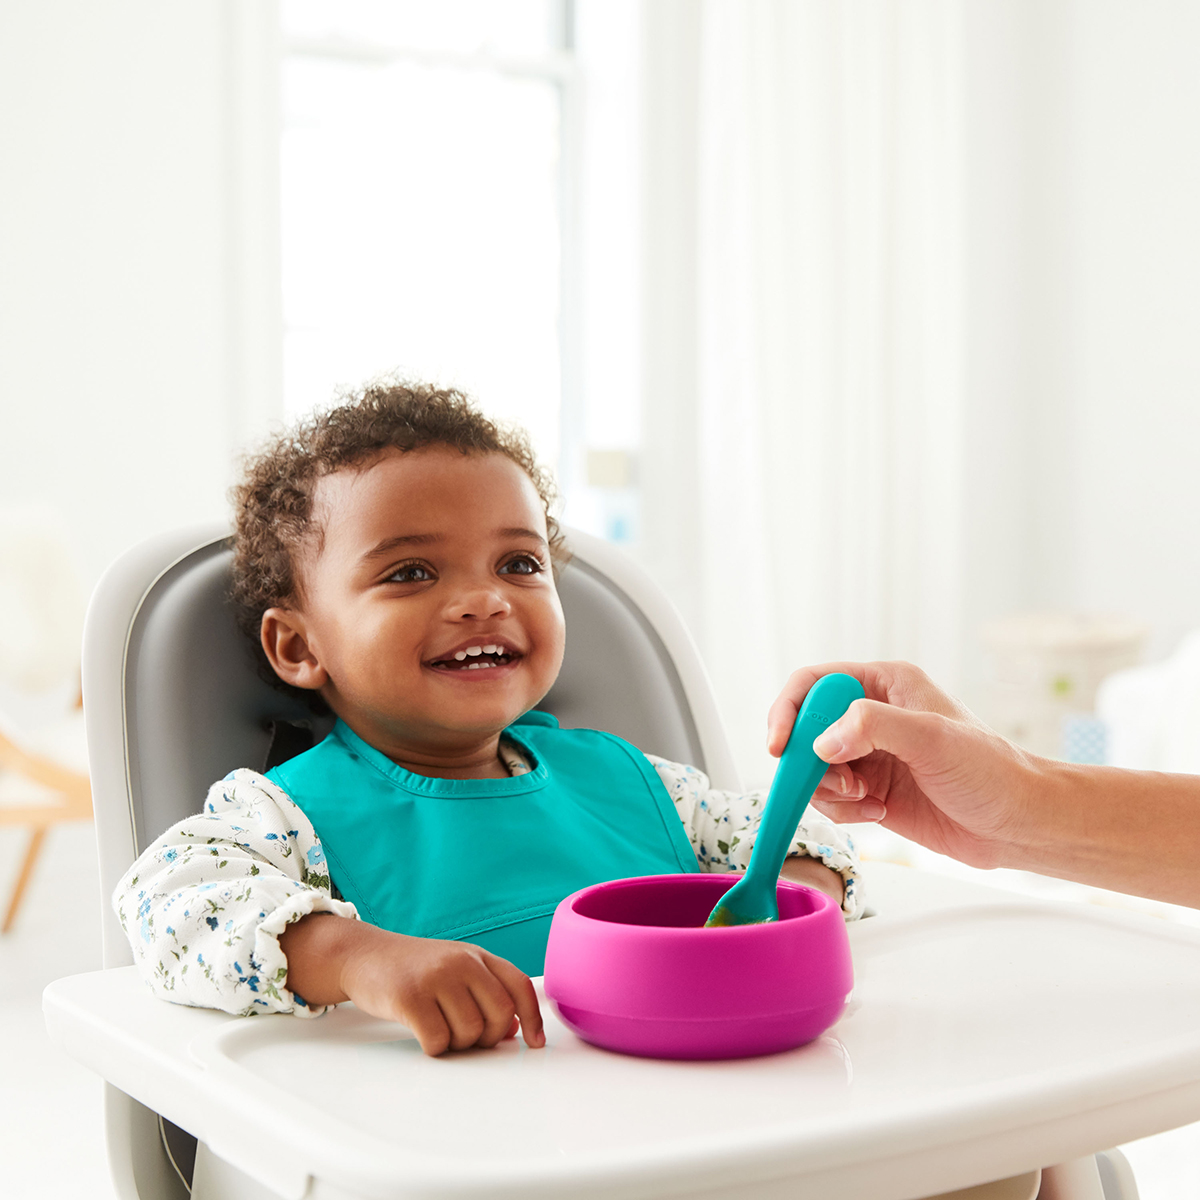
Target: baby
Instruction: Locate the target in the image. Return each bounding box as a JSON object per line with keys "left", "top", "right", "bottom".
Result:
{"left": 115, "top": 382, "right": 862, "bottom": 1056}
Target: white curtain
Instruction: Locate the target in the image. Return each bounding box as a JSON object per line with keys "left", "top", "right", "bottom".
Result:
{"left": 640, "top": 0, "right": 966, "bottom": 784}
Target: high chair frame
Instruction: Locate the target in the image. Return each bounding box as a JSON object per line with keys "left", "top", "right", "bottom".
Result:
{"left": 44, "top": 524, "right": 1185, "bottom": 1200}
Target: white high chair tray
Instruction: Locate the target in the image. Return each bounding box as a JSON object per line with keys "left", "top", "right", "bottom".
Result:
{"left": 44, "top": 864, "right": 1200, "bottom": 1200}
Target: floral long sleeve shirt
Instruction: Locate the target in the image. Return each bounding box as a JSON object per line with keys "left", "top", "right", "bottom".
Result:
{"left": 113, "top": 748, "right": 862, "bottom": 1019}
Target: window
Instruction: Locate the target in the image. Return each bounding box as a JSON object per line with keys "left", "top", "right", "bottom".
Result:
{"left": 280, "top": 1, "right": 573, "bottom": 470}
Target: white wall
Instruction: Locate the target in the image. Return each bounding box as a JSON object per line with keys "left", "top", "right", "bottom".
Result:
{"left": 3, "top": 0, "right": 1198, "bottom": 706}
{"left": 631, "top": 0, "right": 1200, "bottom": 767}
{"left": 0, "top": 1, "right": 281, "bottom": 594}
{"left": 1062, "top": 0, "right": 1200, "bottom": 662}
{"left": 960, "top": 0, "right": 1200, "bottom": 706}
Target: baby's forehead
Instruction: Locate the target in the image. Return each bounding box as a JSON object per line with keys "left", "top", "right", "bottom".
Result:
{"left": 304, "top": 446, "right": 547, "bottom": 555}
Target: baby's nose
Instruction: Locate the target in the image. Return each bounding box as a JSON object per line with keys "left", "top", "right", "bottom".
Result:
{"left": 451, "top": 586, "right": 511, "bottom": 621}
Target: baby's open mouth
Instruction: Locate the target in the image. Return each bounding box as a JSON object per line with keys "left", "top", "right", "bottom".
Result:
{"left": 427, "top": 643, "right": 521, "bottom": 672}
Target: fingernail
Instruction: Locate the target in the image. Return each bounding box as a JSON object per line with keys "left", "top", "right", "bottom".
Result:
{"left": 839, "top": 774, "right": 849, "bottom": 794}
{"left": 813, "top": 730, "right": 841, "bottom": 760}
{"left": 862, "top": 801, "right": 885, "bottom": 820}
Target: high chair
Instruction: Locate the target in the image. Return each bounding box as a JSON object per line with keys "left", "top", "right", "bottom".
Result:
{"left": 43, "top": 525, "right": 1200, "bottom": 1200}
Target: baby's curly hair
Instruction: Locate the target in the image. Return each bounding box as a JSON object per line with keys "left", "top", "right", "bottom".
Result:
{"left": 230, "top": 380, "right": 567, "bottom": 702}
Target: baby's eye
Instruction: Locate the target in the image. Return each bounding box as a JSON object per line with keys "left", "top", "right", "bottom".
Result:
{"left": 499, "top": 555, "right": 543, "bottom": 577}
{"left": 387, "top": 562, "right": 434, "bottom": 584}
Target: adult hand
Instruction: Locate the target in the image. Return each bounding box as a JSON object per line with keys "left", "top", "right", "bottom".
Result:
{"left": 766, "top": 661, "right": 1039, "bottom": 869}
{"left": 281, "top": 914, "right": 545, "bottom": 1056}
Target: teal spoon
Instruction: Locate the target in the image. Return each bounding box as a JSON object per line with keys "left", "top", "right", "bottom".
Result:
{"left": 704, "top": 672, "right": 866, "bottom": 927}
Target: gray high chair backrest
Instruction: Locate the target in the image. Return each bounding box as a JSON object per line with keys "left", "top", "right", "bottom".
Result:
{"left": 84, "top": 523, "right": 739, "bottom": 971}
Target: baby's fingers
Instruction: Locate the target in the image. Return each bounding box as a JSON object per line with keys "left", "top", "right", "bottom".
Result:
{"left": 465, "top": 966, "right": 521, "bottom": 1049}
{"left": 484, "top": 953, "right": 545, "bottom": 1049}
{"left": 437, "top": 984, "right": 490, "bottom": 1052}
{"left": 404, "top": 994, "right": 454, "bottom": 1057}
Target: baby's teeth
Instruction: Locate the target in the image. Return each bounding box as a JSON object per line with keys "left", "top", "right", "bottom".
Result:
{"left": 465, "top": 646, "right": 482, "bottom": 657}
{"left": 483, "top": 644, "right": 498, "bottom": 654}
{"left": 454, "top": 650, "right": 467, "bottom": 661}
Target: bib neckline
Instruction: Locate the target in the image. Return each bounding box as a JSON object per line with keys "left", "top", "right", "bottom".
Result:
{"left": 331, "top": 720, "right": 551, "bottom": 798}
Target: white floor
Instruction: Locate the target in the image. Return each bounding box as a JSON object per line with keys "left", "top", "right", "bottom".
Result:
{"left": 3, "top": 823, "right": 1200, "bottom": 1200}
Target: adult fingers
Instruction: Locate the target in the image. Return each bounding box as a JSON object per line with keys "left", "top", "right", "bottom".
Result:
{"left": 767, "top": 661, "right": 956, "bottom": 757}
{"left": 766, "top": 664, "right": 857, "bottom": 757}
{"left": 809, "top": 795, "right": 887, "bottom": 823}
{"left": 814, "top": 698, "right": 948, "bottom": 772}
{"left": 820, "top": 763, "right": 863, "bottom": 797}
{"left": 483, "top": 952, "right": 545, "bottom": 1048}
{"left": 767, "top": 662, "right": 906, "bottom": 756}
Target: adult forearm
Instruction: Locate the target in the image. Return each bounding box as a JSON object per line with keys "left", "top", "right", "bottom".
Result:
{"left": 1004, "top": 758, "right": 1200, "bottom": 906}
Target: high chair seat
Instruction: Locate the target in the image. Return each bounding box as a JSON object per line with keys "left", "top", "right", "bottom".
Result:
{"left": 48, "top": 524, "right": 1187, "bottom": 1200}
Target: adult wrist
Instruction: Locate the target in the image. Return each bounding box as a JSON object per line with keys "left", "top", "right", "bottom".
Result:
{"left": 993, "top": 754, "right": 1114, "bottom": 881}
{"left": 984, "top": 744, "right": 1072, "bottom": 873}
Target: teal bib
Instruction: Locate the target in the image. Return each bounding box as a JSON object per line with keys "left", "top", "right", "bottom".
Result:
{"left": 266, "top": 713, "right": 699, "bottom": 975}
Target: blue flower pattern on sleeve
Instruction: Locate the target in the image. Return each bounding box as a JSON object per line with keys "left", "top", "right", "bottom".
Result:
{"left": 113, "top": 769, "right": 359, "bottom": 1019}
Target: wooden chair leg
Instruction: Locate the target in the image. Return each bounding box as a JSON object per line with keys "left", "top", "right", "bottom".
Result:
{"left": 2, "top": 826, "right": 48, "bottom": 934}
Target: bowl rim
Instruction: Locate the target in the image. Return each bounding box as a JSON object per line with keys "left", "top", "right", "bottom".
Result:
{"left": 558, "top": 872, "right": 838, "bottom": 938}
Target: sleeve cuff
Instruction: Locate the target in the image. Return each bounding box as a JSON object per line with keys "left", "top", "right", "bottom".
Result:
{"left": 789, "top": 839, "right": 865, "bottom": 921}
{"left": 255, "top": 891, "right": 361, "bottom": 1018}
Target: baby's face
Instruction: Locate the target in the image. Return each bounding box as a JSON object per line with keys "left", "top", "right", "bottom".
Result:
{"left": 280, "top": 446, "right": 565, "bottom": 756}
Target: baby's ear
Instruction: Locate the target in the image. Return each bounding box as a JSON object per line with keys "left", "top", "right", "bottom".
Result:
{"left": 260, "top": 608, "right": 327, "bottom": 691}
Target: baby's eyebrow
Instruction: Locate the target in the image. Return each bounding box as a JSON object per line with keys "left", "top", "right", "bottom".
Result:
{"left": 497, "top": 527, "right": 549, "bottom": 546}
{"left": 361, "top": 533, "right": 441, "bottom": 562}
{"left": 361, "top": 527, "right": 547, "bottom": 564}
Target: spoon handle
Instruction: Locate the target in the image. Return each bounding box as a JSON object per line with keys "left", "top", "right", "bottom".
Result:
{"left": 742, "top": 672, "right": 866, "bottom": 889}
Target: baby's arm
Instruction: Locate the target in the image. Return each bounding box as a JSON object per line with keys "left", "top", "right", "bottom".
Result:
{"left": 113, "top": 769, "right": 358, "bottom": 1017}
{"left": 648, "top": 756, "right": 864, "bottom": 917}
{"left": 115, "top": 769, "right": 544, "bottom": 1054}
{"left": 279, "top": 914, "right": 544, "bottom": 1055}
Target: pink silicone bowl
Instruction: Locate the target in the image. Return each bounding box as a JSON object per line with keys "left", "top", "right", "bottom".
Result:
{"left": 542, "top": 873, "right": 852, "bottom": 1060}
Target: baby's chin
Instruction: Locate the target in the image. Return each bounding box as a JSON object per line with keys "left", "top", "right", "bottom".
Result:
{"left": 359, "top": 702, "right": 535, "bottom": 747}
{"left": 325, "top": 679, "right": 540, "bottom": 734}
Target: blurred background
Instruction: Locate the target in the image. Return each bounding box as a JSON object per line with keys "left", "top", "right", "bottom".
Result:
{"left": 2, "top": 1, "right": 1200, "bottom": 1196}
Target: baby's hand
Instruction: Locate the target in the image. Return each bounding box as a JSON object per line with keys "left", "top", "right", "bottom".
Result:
{"left": 281, "top": 915, "right": 545, "bottom": 1056}
{"left": 343, "top": 929, "right": 546, "bottom": 1056}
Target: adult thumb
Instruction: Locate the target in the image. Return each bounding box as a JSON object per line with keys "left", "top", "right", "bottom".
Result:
{"left": 813, "top": 699, "right": 948, "bottom": 771}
